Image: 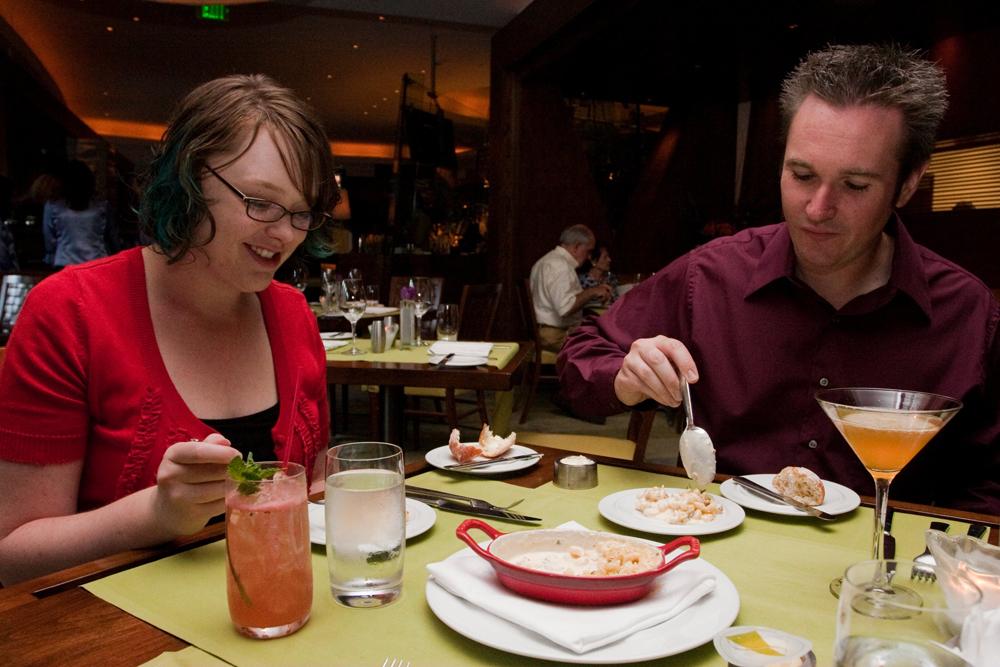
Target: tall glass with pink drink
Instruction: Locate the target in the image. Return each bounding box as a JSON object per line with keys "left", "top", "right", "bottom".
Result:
{"left": 225, "top": 460, "right": 312, "bottom": 639}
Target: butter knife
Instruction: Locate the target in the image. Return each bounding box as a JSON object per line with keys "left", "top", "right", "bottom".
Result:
{"left": 732, "top": 476, "right": 836, "bottom": 521}
{"left": 411, "top": 496, "right": 541, "bottom": 523}
{"left": 433, "top": 353, "right": 455, "bottom": 369}
{"left": 444, "top": 453, "right": 543, "bottom": 471}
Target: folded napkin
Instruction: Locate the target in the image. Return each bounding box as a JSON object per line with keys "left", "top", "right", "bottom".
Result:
{"left": 323, "top": 339, "right": 349, "bottom": 351}
{"left": 429, "top": 341, "right": 493, "bottom": 357}
{"left": 426, "top": 521, "right": 716, "bottom": 654}
{"left": 365, "top": 306, "right": 397, "bottom": 316}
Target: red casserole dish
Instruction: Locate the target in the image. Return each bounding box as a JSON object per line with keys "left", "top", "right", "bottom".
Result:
{"left": 455, "top": 519, "right": 700, "bottom": 605}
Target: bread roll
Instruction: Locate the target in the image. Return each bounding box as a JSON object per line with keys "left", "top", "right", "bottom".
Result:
{"left": 773, "top": 466, "right": 825, "bottom": 506}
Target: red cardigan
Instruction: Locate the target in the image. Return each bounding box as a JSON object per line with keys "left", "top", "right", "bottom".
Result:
{"left": 0, "top": 248, "right": 329, "bottom": 511}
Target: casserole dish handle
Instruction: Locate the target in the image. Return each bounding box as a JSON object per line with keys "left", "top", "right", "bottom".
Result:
{"left": 456, "top": 519, "right": 507, "bottom": 560}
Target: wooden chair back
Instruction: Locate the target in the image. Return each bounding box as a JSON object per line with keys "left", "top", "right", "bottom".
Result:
{"left": 457, "top": 283, "right": 503, "bottom": 340}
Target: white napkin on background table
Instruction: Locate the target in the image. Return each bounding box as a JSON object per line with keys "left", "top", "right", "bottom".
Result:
{"left": 429, "top": 341, "right": 494, "bottom": 357}
{"left": 426, "top": 521, "right": 716, "bottom": 654}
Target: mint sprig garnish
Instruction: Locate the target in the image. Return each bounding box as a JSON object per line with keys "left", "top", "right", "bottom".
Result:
{"left": 227, "top": 453, "right": 280, "bottom": 495}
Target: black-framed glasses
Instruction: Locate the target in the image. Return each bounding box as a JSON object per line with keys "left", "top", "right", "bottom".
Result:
{"left": 206, "top": 166, "right": 330, "bottom": 232}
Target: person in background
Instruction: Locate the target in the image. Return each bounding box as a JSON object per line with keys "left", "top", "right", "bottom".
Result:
{"left": 529, "top": 224, "right": 612, "bottom": 353}
{"left": 0, "top": 74, "right": 338, "bottom": 584}
{"left": 578, "top": 245, "right": 619, "bottom": 304}
{"left": 43, "top": 160, "right": 112, "bottom": 268}
{"left": 559, "top": 44, "right": 1000, "bottom": 513}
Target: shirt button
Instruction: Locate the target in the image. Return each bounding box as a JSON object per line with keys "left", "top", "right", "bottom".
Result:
{"left": 808, "top": 439, "right": 818, "bottom": 449}
{"left": 819, "top": 377, "right": 830, "bottom": 387}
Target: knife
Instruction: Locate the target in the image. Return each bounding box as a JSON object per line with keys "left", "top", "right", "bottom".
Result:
{"left": 444, "top": 453, "right": 543, "bottom": 471}
{"left": 432, "top": 353, "right": 455, "bottom": 369}
{"left": 732, "top": 476, "right": 837, "bottom": 521}
{"left": 411, "top": 496, "right": 541, "bottom": 523}
{"left": 405, "top": 485, "right": 497, "bottom": 507}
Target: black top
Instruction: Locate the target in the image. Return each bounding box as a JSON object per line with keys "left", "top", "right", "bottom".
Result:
{"left": 202, "top": 402, "right": 280, "bottom": 462}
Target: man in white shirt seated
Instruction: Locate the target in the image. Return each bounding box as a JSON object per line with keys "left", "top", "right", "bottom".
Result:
{"left": 529, "top": 224, "right": 612, "bottom": 352}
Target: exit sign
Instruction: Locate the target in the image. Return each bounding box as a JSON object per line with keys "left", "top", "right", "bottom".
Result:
{"left": 199, "top": 5, "right": 229, "bottom": 21}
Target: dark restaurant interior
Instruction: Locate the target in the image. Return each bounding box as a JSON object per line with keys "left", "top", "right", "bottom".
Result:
{"left": 3, "top": 1, "right": 999, "bottom": 335}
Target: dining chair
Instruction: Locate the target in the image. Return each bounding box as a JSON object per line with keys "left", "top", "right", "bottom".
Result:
{"left": 1, "top": 274, "right": 42, "bottom": 345}
{"left": 515, "top": 278, "right": 559, "bottom": 423}
{"left": 516, "top": 408, "right": 658, "bottom": 463}
{"left": 404, "top": 283, "right": 504, "bottom": 445}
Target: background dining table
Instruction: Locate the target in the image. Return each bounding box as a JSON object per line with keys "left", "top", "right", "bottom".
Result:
{"left": 0, "top": 447, "right": 996, "bottom": 667}
{"left": 325, "top": 340, "right": 530, "bottom": 441}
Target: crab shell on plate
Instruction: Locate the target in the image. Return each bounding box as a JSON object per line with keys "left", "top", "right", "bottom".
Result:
{"left": 455, "top": 519, "right": 700, "bottom": 605}
{"left": 448, "top": 425, "right": 517, "bottom": 463}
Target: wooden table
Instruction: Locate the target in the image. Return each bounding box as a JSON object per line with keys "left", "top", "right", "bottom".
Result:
{"left": 1, "top": 449, "right": 996, "bottom": 666}
{"left": 325, "top": 342, "right": 531, "bottom": 443}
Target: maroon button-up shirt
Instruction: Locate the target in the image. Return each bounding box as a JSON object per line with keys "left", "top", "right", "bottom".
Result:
{"left": 560, "top": 219, "right": 1000, "bottom": 513}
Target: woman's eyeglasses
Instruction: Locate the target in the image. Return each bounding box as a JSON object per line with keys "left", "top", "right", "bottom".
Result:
{"left": 206, "top": 166, "right": 330, "bottom": 232}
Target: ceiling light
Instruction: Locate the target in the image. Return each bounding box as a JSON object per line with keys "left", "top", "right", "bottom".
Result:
{"left": 352, "top": 44, "right": 360, "bottom": 50}
{"left": 132, "top": 16, "right": 140, "bottom": 22}
{"left": 106, "top": 26, "right": 114, "bottom": 32}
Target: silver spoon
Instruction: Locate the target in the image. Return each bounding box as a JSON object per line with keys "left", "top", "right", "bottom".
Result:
{"left": 678, "top": 377, "right": 717, "bottom": 489}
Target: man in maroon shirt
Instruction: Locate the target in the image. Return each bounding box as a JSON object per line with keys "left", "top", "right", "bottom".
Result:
{"left": 560, "top": 44, "right": 1000, "bottom": 513}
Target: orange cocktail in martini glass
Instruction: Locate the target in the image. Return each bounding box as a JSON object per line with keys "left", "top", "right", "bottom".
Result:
{"left": 816, "top": 388, "right": 961, "bottom": 600}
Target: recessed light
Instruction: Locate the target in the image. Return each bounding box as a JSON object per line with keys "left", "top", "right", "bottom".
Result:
{"left": 378, "top": 15, "right": 386, "bottom": 21}
{"left": 106, "top": 25, "right": 114, "bottom": 32}
{"left": 132, "top": 16, "right": 139, "bottom": 22}
{"left": 327, "top": 74, "right": 333, "bottom": 79}
{"left": 352, "top": 44, "right": 360, "bottom": 50}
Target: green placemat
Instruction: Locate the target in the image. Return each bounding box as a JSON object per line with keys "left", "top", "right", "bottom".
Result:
{"left": 327, "top": 341, "right": 519, "bottom": 369}
{"left": 141, "top": 647, "right": 230, "bottom": 667}
{"left": 86, "top": 468, "right": 958, "bottom": 666}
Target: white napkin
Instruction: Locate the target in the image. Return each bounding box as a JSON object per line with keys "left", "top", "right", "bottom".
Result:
{"left": 429, "top": 341, "right": 493, "bottom": 357}
{"left": 323, "top": 339, "right": 349, "bottom": 351}
{"left": 960, "top": 608, "right": 1000, "bottom": 667}
{"left": 365, "top": 306, "right": 397, "bottom": 316}
{"left": 426, "top": 521, "right": 716, "bottom": 654}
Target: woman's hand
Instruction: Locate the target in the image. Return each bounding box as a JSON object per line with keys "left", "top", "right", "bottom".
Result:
{"left": 614, "top": 335, "right": 698, "bottom": 407}
{"left": 152, "top": 433, "right": 241, "bottom": 536}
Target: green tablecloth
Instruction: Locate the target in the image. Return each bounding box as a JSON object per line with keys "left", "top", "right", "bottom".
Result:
{"left": 85, "top": 467, "right": 968, "bottom": 666}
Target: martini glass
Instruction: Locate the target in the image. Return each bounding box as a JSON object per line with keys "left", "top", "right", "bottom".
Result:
{"left": 816, "top": 388, "right": 962, "bottom": 601}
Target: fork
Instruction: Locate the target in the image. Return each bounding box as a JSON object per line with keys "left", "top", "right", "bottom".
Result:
{"left": 911, "top": 520, "right": 950, "bottom": 582}
{"left": 382, "top": 658, "right": 410, "bottom": 667}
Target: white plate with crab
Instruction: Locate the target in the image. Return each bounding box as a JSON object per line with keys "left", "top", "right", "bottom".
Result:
{"left": 598, "top": 487, "right": 745, "bottom": 536}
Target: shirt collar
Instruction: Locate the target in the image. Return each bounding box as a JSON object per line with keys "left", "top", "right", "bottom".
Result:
{"left": 744, "top": 214, "right": 933, "bottom": 319}
{"left": 555, "top": 244, "right": 578, "bottom": 266}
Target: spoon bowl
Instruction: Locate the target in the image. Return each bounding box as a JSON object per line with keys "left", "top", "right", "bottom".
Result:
{"left": 678, "top": 377, "right": 717, "bottom": 488}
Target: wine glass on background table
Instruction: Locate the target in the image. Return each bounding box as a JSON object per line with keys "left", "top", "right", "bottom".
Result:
{"left": 321, "top": 267, "right": 340, "bottom": 315}
{"left": 339, "top": 278, "right": 367, "bottom": 355}
{"left": 816, "top": 388, "right": 962, "bottom": 600}
{"left": 436, "top": 303, "right": 459, "bottom": 341}
{"left": 290, "top": 266, "right": 308, "bottom": 293}
{"left": 413, "top": 277, "right": 434, "bottom": 347}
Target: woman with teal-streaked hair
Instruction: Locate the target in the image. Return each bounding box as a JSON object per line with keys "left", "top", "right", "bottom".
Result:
{"left": 0, "top": 74, "right": 338, "bottom": 584}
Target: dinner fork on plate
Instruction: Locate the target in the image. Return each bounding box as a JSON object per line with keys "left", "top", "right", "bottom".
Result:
{"left": 911, "top": 520, "right": 950, "bottom": 582}
{"left": 381, "top": 658, "right": 410, "bottom": 667}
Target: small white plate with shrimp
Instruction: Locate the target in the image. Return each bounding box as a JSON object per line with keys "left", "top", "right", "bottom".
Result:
{"left": 598, "top": 486, "right": 745, "bottom": 536}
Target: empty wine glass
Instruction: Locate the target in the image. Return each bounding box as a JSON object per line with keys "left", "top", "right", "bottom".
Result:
{"left": 413, "top": 277, "right": 435, "bottom": 347}
{"left": 339, "top": 278, "right": 367, "bottom": 355}
{"left": 436, "top": 303, "right": 459, "bottom": 341}
{"left": 320, "top": 267, "right": 340, "bottom": 315}
{"left": 290, "top": 266, "right": 308, "bottom": 293}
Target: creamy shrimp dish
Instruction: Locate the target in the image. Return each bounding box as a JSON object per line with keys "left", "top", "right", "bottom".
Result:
{"left": 635, "top": 486, "right": 723, "bottom": 524}
{"left": 508, "top": 539, "right": 661, "bottom": 576}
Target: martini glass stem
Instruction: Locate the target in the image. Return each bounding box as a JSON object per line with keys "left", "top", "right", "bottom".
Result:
{"left": 871, "top": 476, "right": 892, "bottom": 583}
